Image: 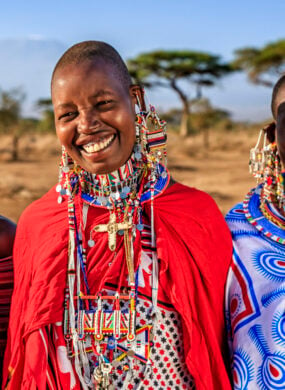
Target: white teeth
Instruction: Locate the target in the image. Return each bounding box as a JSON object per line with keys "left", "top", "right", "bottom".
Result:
{"left": 82, "top": 135, "right": 115, "bottom": 153}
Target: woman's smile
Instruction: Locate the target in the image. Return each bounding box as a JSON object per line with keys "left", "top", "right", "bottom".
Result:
{"left": 80, "top": 133, "right": 116, "bottom": 154}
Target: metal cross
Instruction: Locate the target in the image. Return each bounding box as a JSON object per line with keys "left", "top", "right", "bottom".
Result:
{"left": 93, "top": 213, "right": 132, "bottom": 251}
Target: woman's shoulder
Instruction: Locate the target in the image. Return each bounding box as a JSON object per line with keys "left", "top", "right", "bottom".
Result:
{"left": 0, "top": 216, "right": 16, "bottom": 258}
{"left": 226, "top": 202, "right": 247, "bottom": 223}
{"left": 154, "top": 180, "right": 231, "bottom": 246}
{"left": 161, "top": 180, "right": 221, "bottom": 212}
{"left": 19, "top": 185, "right": 65, "bottom": 222}
{"left": 16, "top": 185, "right": 68, "bottom": 239}
{"left": 155, "top": 180, "right": 227, "bottom": 231}
{"left": 225, "top": 188, "right": 262, "bottom": 236}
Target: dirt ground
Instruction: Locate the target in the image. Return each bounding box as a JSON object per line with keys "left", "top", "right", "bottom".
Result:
{"left": 0, "top": 128, "right": 258, "bottom": 223}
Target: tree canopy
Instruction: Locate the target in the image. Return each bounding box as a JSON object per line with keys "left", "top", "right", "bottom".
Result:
{"left": 128, "top": 50, "right": 233, "bottom": 136}
{"left": 232, "top": 39, "right": 285, "bottom": 87}
{"left": 0, "top": 88, "right": 26, "bottom": 160}
{"left": 36, "top": 98, "right": 55, "bottom": 132}
{"left": 0, "top": 88, "right": 24, "bottom": 131}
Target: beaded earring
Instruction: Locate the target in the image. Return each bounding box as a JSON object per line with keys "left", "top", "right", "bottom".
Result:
{"left": 56, "top": 146, "right": 74, "bottom": 203}
{"left": 135, "top": 90, "right": 167, "bottom": 169}
{"left": 262, "top": 142, "right": 278, "bottom": 203}
{"left": 275, "top": 153, "right": 285, "bottom": 210}
{"left": 249, "top": 127, "right": 268, "bottom": 181}
{"left": 250, "top": 124, "right": 285, "bottom": 208}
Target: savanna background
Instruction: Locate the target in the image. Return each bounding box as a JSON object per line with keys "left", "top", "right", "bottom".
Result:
{"left": 0, "top": 0, "right": 284, "bottom": 222}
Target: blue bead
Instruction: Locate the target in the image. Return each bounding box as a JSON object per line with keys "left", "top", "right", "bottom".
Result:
{"left": 137, "top": 224, "right": 144, "bottom": 231}
{"left": 107, "top": 337, "right": 116, "bottom": 350}
{"left": 123, "top": 186, "right": 130, "bottom": 193}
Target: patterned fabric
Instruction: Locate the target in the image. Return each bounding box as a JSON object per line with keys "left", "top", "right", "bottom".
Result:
{"left": 225, "top": 186, "right": 285, "bottom": 390}
{"left": 0, "top": 256, "right": 13, "bottom": 373}
{"left": 42, "top": 221, "right": 194, "bottom": 389}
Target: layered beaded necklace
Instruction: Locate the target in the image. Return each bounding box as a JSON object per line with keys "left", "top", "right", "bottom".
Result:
{"left": 56, "top": 105, "right": 168, "bottom": 389}
{"left": 243, "top": 185, "right": 285, "bottom": 245}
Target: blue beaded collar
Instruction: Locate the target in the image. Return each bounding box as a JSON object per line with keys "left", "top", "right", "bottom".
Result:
{"left": 244, "top": 185, "right": 285, "bottom": 244}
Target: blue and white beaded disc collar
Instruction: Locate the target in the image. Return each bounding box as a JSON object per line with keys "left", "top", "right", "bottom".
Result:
{"left": 243, "top": 185, "right": 285, "bottom": 244}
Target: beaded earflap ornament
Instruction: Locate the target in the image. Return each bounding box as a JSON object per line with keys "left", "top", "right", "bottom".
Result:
{"left": 56, "top": 96, "right": 168, "bottom": 389}
{"left": 249, "top": 125, "right": 285, "bottom": 209}
{"left": 248, "top": 124, "right": 285, "bottom": 230}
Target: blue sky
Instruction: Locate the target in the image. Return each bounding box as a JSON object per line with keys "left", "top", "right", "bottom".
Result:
{"left": 0, "top": 0, "right": 284, "bottom": 121}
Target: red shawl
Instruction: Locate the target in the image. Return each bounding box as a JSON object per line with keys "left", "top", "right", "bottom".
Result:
{"left": 2, "top": 183, "right": 232, "bottom": 389}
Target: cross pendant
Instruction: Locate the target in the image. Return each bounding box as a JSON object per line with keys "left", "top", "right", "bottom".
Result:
{"left": 94, "top": 213, "right": 132, "bottom": 251}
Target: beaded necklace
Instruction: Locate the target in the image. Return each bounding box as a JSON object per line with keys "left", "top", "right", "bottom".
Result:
{"left": 243, "top": 185, "right": 285, "bottom": 245}
{"left": 260, "top": 198, "right": 285, "bottom": 229}
{"left": 60, "top": 149, "right": 168, "bottom": 390}
{"left": 79, "top": 151, "right": 143, "bottom": 208}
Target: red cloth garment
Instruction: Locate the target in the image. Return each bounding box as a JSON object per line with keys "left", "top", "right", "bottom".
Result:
{"left": 44, "top": 218, "right": 195, "bottom": 389}
{"left": 2, "top": 183, "right": 232, "bottom": 389}
{"left": 0, "top": 256, "right": 13, "bottom": 385}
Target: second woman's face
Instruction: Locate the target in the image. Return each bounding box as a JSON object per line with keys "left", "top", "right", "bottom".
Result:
{"left": 52, "top": 59, "right": 137, "bottom": 174}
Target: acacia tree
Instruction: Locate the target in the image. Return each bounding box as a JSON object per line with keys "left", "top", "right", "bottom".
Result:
{"left": 36, "top": 98, "right": 55, "bottom": 132}
{"left": 190, "top": 98, "right": 230, "bottom": 149}
{"left": 0, "top": 88, "right": 25, "bottom": 160}
{"left": 128, "top": 50, "right": 233, "bottom": 137}
{"left": 232, "top": 39, "right": 285, "bottom": 87}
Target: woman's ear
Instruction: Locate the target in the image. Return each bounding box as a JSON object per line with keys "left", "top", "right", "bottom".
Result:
{"left": 264, "top": 122, "right": 276, "bottom": 143}
{"left": 129, "top": 84, "right": 146, "bottom": 111}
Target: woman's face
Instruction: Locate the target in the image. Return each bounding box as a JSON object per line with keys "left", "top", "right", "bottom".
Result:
{"left": 52, "top": 59, "right": 139, "bottom": 174}
{"left": 275, "top": 85, "right": 285, "bottom": 167}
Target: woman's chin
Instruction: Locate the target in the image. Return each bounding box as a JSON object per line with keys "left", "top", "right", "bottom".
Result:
{"left": 78, "top": 158, "right": 125, "bottom": 175}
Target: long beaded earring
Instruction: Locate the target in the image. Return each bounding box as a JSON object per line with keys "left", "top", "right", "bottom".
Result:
{"left": 135, "top": 89, "right": 167, "bottom": 168}
{"left": 250, "top": 123, "right": 285, "bottom": 207}
{"left": 262, "top": 142, "right": 278, "bottom": 203}
{"left": 249, "top": 127, "right": 267, "bottom": 182}
{"left": 56, "top": 146, "right": 74, "bottom": 203}
{"left": 275, "top": 148, "right": 285, "bottom": 209}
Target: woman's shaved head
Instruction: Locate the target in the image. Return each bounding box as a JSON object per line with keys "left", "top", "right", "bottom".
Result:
{"left": 51, "top": 41, "right": 132, "bottom": 91}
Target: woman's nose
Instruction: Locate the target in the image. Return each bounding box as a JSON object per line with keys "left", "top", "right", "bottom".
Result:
{"left": 78, "top": 109, "right": 99, "bottom": 133}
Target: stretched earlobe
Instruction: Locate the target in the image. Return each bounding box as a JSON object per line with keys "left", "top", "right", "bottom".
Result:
{"left": 264, "top": 122, "right": 276, "bottom": 143}
{"left": 130, "top": 85, "right": 146, "bottom": 111}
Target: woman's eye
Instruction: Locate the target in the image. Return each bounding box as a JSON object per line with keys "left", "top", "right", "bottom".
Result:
{"left": 97, "top": 100, "right": 112, "bottom": 107}
{"left": 58, "top": 112, "right": 77, "bottom": 120}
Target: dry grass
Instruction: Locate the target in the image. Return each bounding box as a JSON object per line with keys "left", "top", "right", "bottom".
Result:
{"left": 0, "top": 126, "right": 259, "bottom": 222}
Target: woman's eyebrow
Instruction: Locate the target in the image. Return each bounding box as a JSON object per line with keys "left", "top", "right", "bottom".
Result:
{"left": 92, "top": 89, "right": 115, "bottom": 98}
{"left": 55, "top": 90, "right": 116, "bottom": 110}
{"left": 55, "top": 102, "right": 75, "bottom": 110}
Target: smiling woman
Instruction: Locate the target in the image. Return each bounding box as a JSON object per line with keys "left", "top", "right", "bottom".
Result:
{"left": 3, "top": 41, "right": 233, "bottom": 390}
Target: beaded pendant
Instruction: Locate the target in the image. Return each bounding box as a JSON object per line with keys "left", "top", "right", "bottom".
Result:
{"left": 63, "top": 205, "right": 154, "bottom": 389}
